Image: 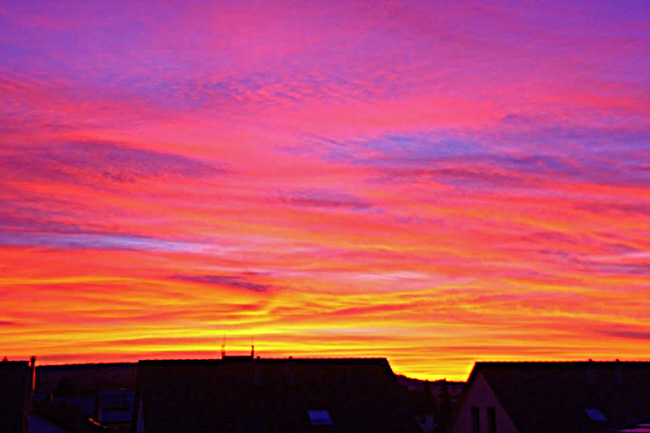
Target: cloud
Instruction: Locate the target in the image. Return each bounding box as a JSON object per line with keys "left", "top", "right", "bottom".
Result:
{"left": 278, "top": 188, "right": 374, "bottom": 211}
{"left": 578, "top": 202, "right": 650, "bottom": 216}
{"left": 0, "top": 141, "right": 224, "bottom": 185}
{"left": 304, "top": 123, "right": 650, "bottom": 191}
{"left": 578, "top": 261, "right": 650, "bottom": 276}
{"left": 0, "top": 232, "right": 203, "bottom": 252}
{"left": 0, "top": 320, "right": 18, "bottom": 327}
{"left": 596, "top": 326, "right": 650, "bottom": 341}
{"left": 310, "top": 132, "right": 484, "bottom": 166}
{"left": 170, "top": 274, "right": 272, "bottom": 292}
{"left": 0, "top": 209, "right": 86, "bottom": 234}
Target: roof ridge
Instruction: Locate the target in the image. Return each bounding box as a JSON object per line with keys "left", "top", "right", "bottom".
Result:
{"left": 138, "top": 357, "right": 390, "bottom": 365}
{"left": 37, "top": 362, "right": 137, "bottom": 367}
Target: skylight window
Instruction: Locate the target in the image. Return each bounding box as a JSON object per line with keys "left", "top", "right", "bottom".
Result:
{"left": 308, "top": 410, "right": 333, "bottom": 426}
{"left": 585, "top": 408, "right": 606, "bottom": 421}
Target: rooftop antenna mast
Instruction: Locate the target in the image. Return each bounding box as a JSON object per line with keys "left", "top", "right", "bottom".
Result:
{"left": 221, "top": 333, "right": 226, "bottom": 359}
{"left": 251, "top": 335, "right": 255, "bottom": 358}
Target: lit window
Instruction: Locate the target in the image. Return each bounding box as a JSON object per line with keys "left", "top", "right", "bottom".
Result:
{"left": 308, "top": 410, "right": 333, "bottom": 426}
{"left": 585, "top": 408, "right": 606, "bottom": 421}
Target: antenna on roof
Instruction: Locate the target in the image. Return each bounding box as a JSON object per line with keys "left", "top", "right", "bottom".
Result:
{"left": 251, "top": 335, "right": 255, "bottom": 359}
{"left": 221, "top": 333, "right": 226, "bottom": 359}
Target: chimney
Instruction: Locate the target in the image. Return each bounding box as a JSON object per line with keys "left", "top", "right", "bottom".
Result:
{"left": 22, "top": 356, "right": 36, "bottom": 433}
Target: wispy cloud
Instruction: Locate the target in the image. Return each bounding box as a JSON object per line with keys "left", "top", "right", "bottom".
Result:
{"left": 0, "top": 141, "right": 224, "bottom": 185}
{"left": 596, "top": 325, "right": 650, "bottom": 341}
{"left": 278, "top": 188, "right": 374, "bottom": 211}
{"left": 171, "top": 274, "right": 273, "bottom": 292}
{"left": 0, "top": 232, "right": 203, "bottom": 252}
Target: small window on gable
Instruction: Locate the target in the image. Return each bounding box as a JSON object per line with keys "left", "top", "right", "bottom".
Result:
{"left": 585, "top": 408, "right": 606, "bottom": 421}
{"left": 308, "top": 409, "right": 333, "bottom": 426}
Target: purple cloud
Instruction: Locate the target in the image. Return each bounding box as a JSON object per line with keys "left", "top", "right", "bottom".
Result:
{"left": 0, "top": 232, "right": 200, "bottom": 252}
{"left": 596, "top": 325, "right": 650, "bottom": 341}
{"left": 279, "top": 188, "right": 374, "bottom": 211}
{"left": 0, "top": 141, "right": 224, "bottom": 185}
{"left": 170, "top": 274, "right": 272, "bottom": 292}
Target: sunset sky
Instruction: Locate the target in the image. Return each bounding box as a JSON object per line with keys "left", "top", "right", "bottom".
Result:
{"left": 1, "top": 0, "right": 649, "bottom": 380}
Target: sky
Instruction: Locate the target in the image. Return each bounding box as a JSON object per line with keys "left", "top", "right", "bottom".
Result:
{"left": 0, "top": 0, "right": 649, "bottom": 380}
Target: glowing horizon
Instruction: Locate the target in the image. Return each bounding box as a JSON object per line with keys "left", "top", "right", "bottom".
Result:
{"left": 1, "top": 0, "right": 649, "bottom": 380}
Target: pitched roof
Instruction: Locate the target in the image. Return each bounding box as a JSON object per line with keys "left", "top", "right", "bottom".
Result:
{"left": 32, "top": 400, "right": 107, "bottom": 433}
{"left": 466, "top": 361, "right": 650, "bottom": 433}
{"left": 134, "top": 357, "right": 420, "bottom": 433}
{"left": 0, "top": 361, "right": 29, "bottom": 433}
